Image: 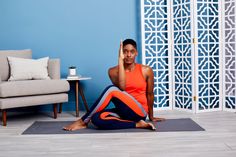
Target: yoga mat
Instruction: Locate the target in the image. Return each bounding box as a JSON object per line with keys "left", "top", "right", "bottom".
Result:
{"left": 22, "top": 118, "right": 205, "bottom": 134}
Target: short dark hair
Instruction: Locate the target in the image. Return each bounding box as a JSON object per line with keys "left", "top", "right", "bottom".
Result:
{"left": 123, "top": 39, "right": 137, "bottom": 50}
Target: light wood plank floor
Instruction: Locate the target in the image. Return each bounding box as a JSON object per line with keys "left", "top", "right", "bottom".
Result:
{"left": 1, "top": 110, "right": 236, "bottom": 157}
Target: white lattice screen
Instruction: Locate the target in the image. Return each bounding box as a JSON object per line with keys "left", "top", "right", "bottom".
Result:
{"left": 141, "top": 0, "right": 235, "bottom": 113}
{"left": 141, "top": 0, "right": 172, "bottom": 110}
{"left": 172, "top": 0, "right": 194, "bottom": 112}
{"left": 224, "top": 0, "right": 236, "bottom": 111}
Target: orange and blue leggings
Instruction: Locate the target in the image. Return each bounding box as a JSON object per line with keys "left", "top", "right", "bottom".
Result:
{"left": 81, "top": 85, "right": 147, "bottom": 130}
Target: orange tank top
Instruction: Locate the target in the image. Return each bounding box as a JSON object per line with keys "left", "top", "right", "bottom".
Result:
{"left": 125, "top": 64, "right": 148, "bottom": 113}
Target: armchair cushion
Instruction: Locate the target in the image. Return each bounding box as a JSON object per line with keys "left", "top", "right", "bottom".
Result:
{"left": 0, "top": 80, "right": 69, "bottom": 98}
{"left": 7, "top": 56, "right": 50, "bottom": 81}
{"left": 0, "top": 49, "right": 32, "bottom": 81}
{"left": 0, "top": 93, "right": 68, "bottom": 110}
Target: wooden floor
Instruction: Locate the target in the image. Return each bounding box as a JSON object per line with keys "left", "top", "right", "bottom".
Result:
{"left": 1, "top": 110, "right": 236, "bottom": 157}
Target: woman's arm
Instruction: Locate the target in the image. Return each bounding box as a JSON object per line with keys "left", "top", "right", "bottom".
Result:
{"left": 145, "top": 66, "right": 165, "bottom": 122}
{"left": 145, "top": 66, "right": 155, "bottom": 120}
{"left": 108, "top": 41, "right": 126, "bottom": 90}
{"left": 118, "top": 41, "right": 126, "bottom": 90}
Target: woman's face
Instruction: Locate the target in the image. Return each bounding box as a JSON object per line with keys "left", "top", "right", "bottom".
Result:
{"left": 123, "top": 44, "right": 137, "bottom": 65}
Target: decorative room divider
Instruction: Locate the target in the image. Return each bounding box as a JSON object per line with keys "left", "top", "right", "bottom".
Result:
{"left": 224, "top": 0, "right": 236, "bottom": 111}
{"left": 141, "top": 0, "right": 236, "bottom": 113}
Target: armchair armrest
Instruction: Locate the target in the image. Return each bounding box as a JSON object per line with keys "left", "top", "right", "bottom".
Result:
{"left": 48, "top": 59, "right": 60, "bottom": 79}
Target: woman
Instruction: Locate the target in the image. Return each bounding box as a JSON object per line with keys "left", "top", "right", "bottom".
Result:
{"left": 63, "top": 39, "right": 164, "bottom": 131}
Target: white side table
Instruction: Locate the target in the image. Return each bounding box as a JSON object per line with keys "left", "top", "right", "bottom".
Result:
{"left": 60, "top": 77, "right": 91, "bottom": 117}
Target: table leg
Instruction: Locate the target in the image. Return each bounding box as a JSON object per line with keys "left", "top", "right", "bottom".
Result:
{"left": 75, "top": 81, "right": 79, "bottom": 117}
{"left": 2, "top": 110, "right": 7, "bottom": 126}
{"left": 53, "top": 104, "right": 58, "bottom": 119}
{"left": 59, "top": 103, "right": 62, "bottom": 113}
{"left": 78, "top": 81, "right": 90, "bottom": 112}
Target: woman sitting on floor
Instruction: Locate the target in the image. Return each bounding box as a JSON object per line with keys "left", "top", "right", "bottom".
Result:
{"left": 63, "top": 39, "right": 164, "bottom": 131}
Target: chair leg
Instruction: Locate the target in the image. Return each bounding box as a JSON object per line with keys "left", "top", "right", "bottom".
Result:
{"left": 2, "top": 110, "right": 7, "bottom": 126}
{"left": 53, "top": 104, "right": 58, "bottom": 119}
{"left": 59, "top": 103, "right": 62, "bottom": 114}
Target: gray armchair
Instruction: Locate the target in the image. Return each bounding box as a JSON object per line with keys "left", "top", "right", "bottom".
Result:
{"left": 0, "top": 49, "right": 70, "bottom": 126}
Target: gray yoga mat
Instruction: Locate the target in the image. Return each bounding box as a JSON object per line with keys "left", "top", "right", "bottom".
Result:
{"left": 22, "top": 118, "right": 205, "bottom": 134}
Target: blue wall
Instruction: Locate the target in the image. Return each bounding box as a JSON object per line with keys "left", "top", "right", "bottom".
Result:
{"left": 0, "top": 0, "right": 142, "bottom": 111}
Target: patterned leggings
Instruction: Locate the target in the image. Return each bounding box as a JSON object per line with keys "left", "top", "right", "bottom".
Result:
{"left": 81, "top": 85, "right": 147, "bottom": 129}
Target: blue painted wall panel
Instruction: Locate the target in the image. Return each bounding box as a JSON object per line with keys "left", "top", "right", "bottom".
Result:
{"left": 0, "top": 0, "right": 141, "bottom": 111}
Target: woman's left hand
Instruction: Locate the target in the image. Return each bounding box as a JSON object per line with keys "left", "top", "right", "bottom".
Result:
{"left": 150, "top": 117, "right": 165, "bottom": 122}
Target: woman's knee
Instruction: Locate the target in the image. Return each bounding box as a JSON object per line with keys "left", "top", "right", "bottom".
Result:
{"left": 104, "top": 85, "right": 120, "bottom": 93}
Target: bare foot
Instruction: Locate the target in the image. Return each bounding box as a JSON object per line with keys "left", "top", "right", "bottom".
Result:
{"left": 136, "top": 120, "right": 156, "bottom": 130}
{"left": 63, "top": 119, "right": 87, "bottom": 131}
